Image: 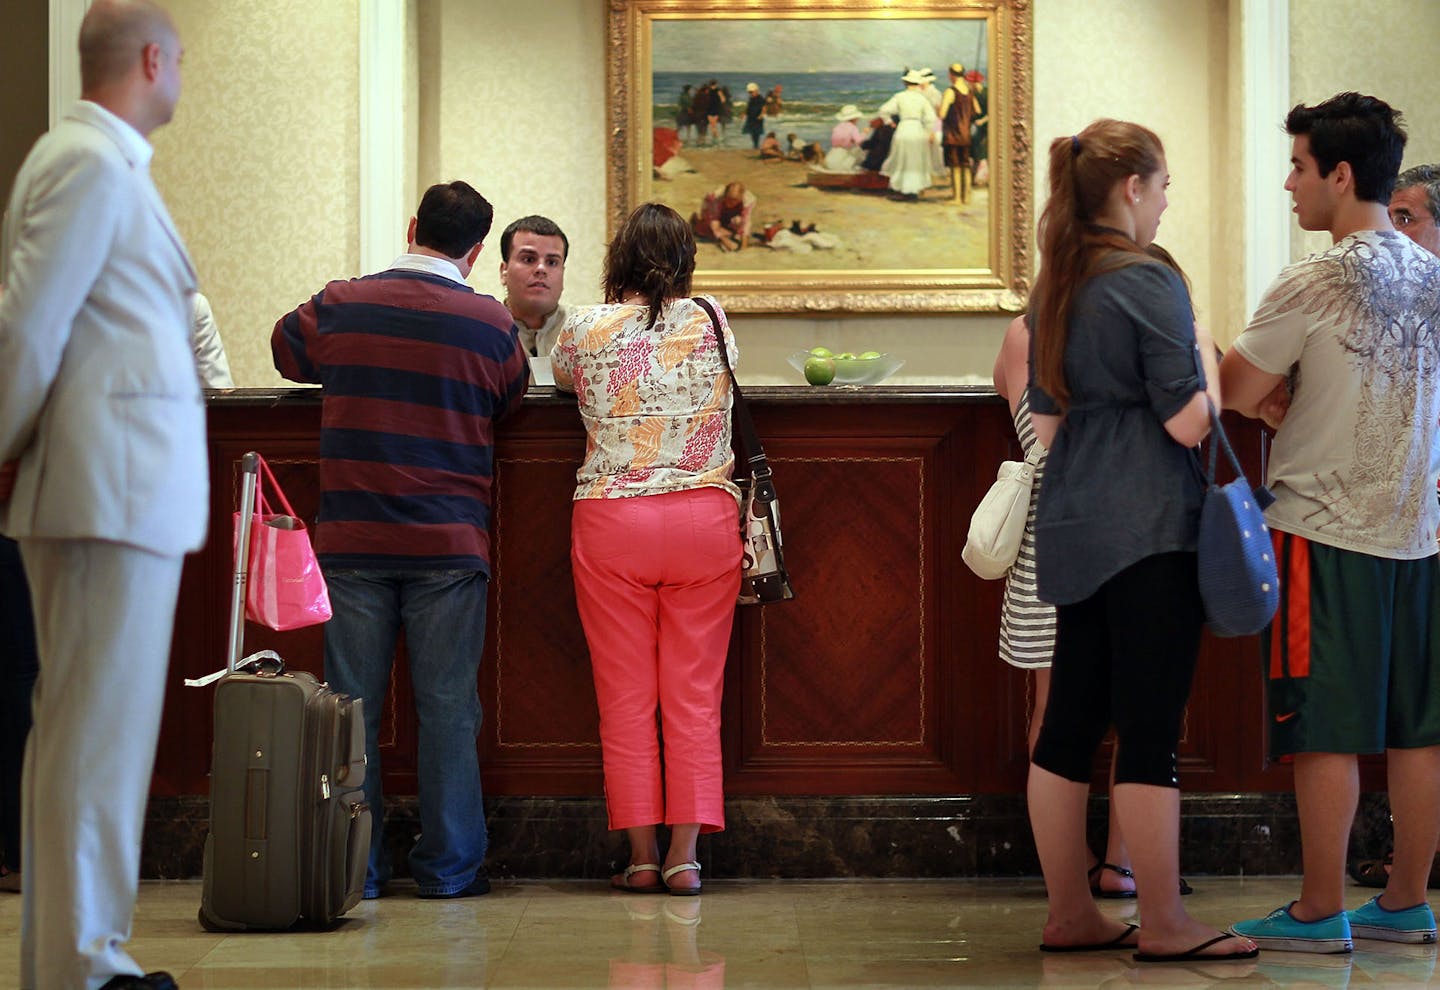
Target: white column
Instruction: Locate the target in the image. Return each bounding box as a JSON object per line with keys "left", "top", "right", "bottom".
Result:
{"left": 359, "top": 0, "right": 407, "bottom": 275}
{"left": 1241, "top": 0, "right": 1291, "bottom": 315}
{"left": 49, "top": 0, "right": 90, "bottom": 128}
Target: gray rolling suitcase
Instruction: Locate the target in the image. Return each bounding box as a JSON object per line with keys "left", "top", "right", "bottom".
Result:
{"left": 198, "top": 451, "right": 371, "bottom": 931}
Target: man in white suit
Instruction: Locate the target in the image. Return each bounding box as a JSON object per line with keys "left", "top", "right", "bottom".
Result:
{"left": 0, "top": 2, "right": 206, "bottom": 987}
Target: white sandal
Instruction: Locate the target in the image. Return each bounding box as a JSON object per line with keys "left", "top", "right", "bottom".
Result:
{"left": 664, "top": 903, "right": 701, "bottom": 926}
{"left": 610, "top": 862, "right": 665, "bottom": 894}
{"left": 662, "top": 861, "right": 702, "bottom": 896}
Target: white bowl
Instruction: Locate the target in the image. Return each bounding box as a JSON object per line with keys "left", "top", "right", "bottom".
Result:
{"left": 787, "top": 351, "right": 905, "bottom": 386}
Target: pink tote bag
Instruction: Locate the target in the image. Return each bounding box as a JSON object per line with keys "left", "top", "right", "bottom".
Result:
{"left": 232, "top": 454, "right": 332, "bottom": 631}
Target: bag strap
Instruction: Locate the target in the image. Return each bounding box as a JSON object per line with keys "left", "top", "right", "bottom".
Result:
{"left": 1023, "top": 437, "right": 1046, "bottom": 468}
{"left": 1203, "top": 398, "right": 1276, "bottom": 509}
{"left": 693, "top": 296, "right": 771, "bottom": 483}
{"left": 253, "top": 453, "right": 299, "bottom": 517}
{"left": 1202, "top": 398, "right": 1247, "bottom": 486}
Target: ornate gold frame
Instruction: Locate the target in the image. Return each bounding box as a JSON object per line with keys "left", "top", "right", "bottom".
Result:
{"left": 606, "top": 0, "right": 1032, "bottom": 314}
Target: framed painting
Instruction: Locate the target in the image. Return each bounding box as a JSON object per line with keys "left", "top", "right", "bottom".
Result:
{"left": 606, "top": 0, "right": 1033, "bottom": 314}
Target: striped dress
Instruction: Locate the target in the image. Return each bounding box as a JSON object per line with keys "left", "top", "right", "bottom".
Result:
{"left": 998, "top": 392, "right": 1057, "bottom": 668}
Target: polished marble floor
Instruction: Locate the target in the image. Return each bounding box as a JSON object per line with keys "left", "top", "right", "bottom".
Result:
{"left": 0, "top": 877, "right": 1434, "bottom": 988}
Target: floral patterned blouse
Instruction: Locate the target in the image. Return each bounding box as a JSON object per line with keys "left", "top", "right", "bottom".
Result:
{"left": 551, "top": 296, "right": 740, "bottom": 502}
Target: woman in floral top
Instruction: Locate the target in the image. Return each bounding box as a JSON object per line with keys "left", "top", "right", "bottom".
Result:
{"left": 552, "top": 203, "right": 742, "bottom": 896}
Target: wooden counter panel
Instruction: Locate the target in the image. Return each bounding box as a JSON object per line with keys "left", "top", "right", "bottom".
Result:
{"left": 724, "top": 445, "right": 943, "bottom": 794}
{"left": 757, "top": 454, "right": 927, "bottom": 747}
{"left": 152, "top": 390, "right": 1367, "bottom": 802}
{"left": 486, "top": 449, "right": 600, "bottom": 778}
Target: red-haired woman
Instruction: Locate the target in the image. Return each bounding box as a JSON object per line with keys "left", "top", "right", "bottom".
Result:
{"left": 1024, "top": 119, "right": 1255, "bottom": 963}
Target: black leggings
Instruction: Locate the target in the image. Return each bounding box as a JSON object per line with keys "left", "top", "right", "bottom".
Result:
{"left": 1032, "top": 551, "right": 1204, "bottom": 788}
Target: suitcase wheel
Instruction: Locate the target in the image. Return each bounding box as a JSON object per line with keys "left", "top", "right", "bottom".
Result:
{"left": 198, "top": 905, "right": 236, "bottom": 933}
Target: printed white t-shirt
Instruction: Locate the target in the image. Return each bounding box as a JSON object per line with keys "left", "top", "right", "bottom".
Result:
{"left": 1232, "top": 229, "right": 1440, "bottom": 558}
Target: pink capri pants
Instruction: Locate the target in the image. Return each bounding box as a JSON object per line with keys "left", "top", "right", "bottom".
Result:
{"left": 571, "top": 487, "right": 742, "bottom": 833}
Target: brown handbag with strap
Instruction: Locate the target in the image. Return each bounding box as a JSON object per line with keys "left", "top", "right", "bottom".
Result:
{"left": 693, "top": 297, "right": 795, "bottom": 605}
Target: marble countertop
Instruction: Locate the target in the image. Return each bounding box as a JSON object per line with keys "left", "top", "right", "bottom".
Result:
{"left": 205, "top": 385, "right": 1003, "bottom": 406}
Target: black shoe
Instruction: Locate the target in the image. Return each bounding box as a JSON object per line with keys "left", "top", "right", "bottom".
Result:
{"left": 417, "top": 869, "right": 491, "bottom": 899}
{"left": 1350, "top": 852, "right": 1392, "bottom": 889}
{"left": 99, "top": 974, "right": 178, "bottom": 990}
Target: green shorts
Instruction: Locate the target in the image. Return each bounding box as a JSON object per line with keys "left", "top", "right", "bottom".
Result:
{"left": 1263, "top": 531, "right": 1440, "bottom": 760}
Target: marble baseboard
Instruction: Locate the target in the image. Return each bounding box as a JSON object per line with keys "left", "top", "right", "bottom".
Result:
{"left": 141, "top": 792, "right": 1396, "bottom": 880}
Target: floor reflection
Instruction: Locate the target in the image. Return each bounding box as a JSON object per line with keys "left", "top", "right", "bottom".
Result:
{"left": 0, "top": 876, "right": 1433, "bottom": 988}
{"left": 609, "top": 896, "right": 725, "bottom": 988}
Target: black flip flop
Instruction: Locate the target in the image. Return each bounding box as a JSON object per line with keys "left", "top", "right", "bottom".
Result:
{"left": 1088, "top": 862, "right": 1137, "bottom": 899}
{"left": 1133, "top": 933, "right": 1259, "bottom": 963}
{"left": 1089, "top": 862, "right": 1193, "bottom": 897}
{"left": 1039, "top": 922, "right": 1140, "bottom": 953}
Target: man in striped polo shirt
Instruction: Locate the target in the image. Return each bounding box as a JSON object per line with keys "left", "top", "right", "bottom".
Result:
{"left": 272, "top": 180, "right": 528, "bottom": 900}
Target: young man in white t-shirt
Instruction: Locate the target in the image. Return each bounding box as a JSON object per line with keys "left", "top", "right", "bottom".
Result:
{"left": 1222, "top": 92, "right": 1440, "bottom": 953}
{"left": 1348, "top": 163, "right": 1440, "bottom": 895}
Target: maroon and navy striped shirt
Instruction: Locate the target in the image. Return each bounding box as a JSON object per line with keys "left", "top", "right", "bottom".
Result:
{"left": 272, "top": 261, "right": 527, "bottom": 574}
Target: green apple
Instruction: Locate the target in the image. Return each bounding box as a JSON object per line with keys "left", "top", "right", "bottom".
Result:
{"left": 803, "top": 356, "right": 836, "bottom": 386}
{"left": 835, "top": 352, "right": 856, "bottom": 360}
{"left": 809, "top": 346, "right": 833, "bottom": 358}
{"left": 859, "top": 350, "right": 883, "bottom": 360}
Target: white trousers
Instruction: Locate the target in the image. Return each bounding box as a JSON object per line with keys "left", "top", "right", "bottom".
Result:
{"left": 18, "top": 539, "right": 183, "bottom": 990}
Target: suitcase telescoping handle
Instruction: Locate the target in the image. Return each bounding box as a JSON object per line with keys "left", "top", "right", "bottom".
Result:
{"left": 226, "top": 451, "right": 261, "bottom": 673}
{"left": 182, "top": 453, "right": 282, "bottom": 688}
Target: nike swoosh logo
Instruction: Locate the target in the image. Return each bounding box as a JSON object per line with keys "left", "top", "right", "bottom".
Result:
{"left": 1275, "top": 712, "right": 1299, "bottom": 723}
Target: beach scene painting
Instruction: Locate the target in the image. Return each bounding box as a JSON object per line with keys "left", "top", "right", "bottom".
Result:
{"left": 608, "top": 1, "right": 1032, "bottom": 313}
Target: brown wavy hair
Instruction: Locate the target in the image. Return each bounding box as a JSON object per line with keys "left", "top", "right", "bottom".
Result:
{"left": 602, "top": 203, "right": 696, "bottom": 332}
{"left": 1030, "top": 119, "right": 1189, "bottom": 411}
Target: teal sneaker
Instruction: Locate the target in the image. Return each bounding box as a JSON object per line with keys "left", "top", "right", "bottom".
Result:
{"left": 1229, "top": 902, "right": 1353, "bottom": 953}
{"left": 1346, "top": 895, "right": 1438, "bottom": 944}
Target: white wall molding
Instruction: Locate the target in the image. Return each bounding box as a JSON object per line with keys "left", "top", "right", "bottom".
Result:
{"left": 359, "top": 0, "right": 407, "bottom": 275}
{"left": 1242, "top": 0, "right": 1292, "bottom": 315}
{"left": 49, "top": 0, "right": 90, "bottom": 128}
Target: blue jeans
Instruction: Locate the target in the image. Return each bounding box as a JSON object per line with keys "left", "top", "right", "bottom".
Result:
{"left": 322, "top": 567, "right": 489, "bottom": 897}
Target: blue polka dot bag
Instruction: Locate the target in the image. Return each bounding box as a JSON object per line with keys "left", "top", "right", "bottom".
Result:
{"left": 1198, "top": 401, "right": 1279, "bottom": 637}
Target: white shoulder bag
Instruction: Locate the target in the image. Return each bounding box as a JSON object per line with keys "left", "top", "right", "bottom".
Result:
{"left": 962, "top": 439, "right": 1046, "bottom": 580}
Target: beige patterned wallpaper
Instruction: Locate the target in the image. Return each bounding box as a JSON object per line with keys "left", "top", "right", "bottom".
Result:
{"left": 151, "top": 0, "right": 360, "bottom": 389}
{"left": 1289, "top": 0, "right": 1440, "bottom": 261}
{"left": 1033, "top": 0, "right": 1225, "bottom": 328}
{"left": 417, "top": 0, "right": 609, "bottom": 314}
{"left": 1217, "top": 0, "right": 1249, "bottom": 347}
{"left": 142, "top": 0, "right": 1432, "bottom": 386}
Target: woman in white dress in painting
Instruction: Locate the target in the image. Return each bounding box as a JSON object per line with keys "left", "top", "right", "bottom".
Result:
{"left": 878, "top": 69, "right": 939, "bottom": 199}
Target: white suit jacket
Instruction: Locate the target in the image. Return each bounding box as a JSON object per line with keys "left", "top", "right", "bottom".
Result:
{"left": 0, "top": 101, "right": 209, "bottom": 556}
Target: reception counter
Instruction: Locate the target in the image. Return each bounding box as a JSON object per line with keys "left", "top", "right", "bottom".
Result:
{"left": 140, "top": 386, "right": 1389, "bottom": 879}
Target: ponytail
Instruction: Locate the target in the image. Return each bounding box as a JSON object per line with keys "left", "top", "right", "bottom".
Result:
{"left": 1029, "top": 120, "right": 1184, "bottom": 411}
{"left": 1031, "top": 135, "right": 1088, "bottom": 410}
